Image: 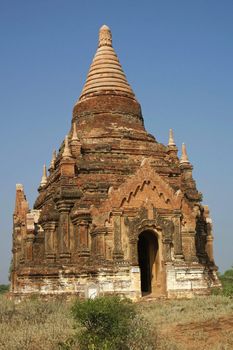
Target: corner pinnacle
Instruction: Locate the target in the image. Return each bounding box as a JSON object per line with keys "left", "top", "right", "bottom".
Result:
{"left": 49, "top": 150, "right": 56, "bottom": 170}
{"left": 71, "top": 122, "right": 79, "bottom": 142}
{"left": 180, "top": 143, "right": 190, "bottom": 164}
{"left": 62, "top": 135, "right": 72, "bottom": 158}
{"left": 40, "top": 164, "right": 47, "bottom": 187}
{"left": 168, "top": 129, "right": 176, "bottom": 146}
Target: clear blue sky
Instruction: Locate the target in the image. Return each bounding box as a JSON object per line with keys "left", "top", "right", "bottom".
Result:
{"left": 0, "top": 0, "right": 232, "bottom": 283}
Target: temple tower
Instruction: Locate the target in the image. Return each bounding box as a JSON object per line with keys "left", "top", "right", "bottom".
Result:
{"left": 11, "top": 25, "right": 220, "bottom": 299}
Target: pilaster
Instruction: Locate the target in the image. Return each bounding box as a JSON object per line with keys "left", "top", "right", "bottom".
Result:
{"left": 112, "top": 210, "right": 124, "bottom": 260}
{"left": 206, "top": 235, "right": 214, "bottom": 263}
{"left": 71, "top": 209, "right": 91, "bottom": 258}
{"left": 182, "top": 229, "right": 198, "bottom": 262}
{"left": 173, "top": 211, "right": 184, "bottom": 260}
{"left": 25, "top": 230, "right": 34, "bottom": 262}
{"left": 129, "top": 238, "right": 138, "bottom": 265}
{"left": 56, "top": 201, "right": 73, "bottom": 262}
{"left": 43, "top": 221, "right": 57, "bottom": 263}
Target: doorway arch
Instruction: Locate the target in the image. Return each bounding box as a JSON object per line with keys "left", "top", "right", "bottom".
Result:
{"left": 138, "top": 230, "right": 159, "bottom": 295}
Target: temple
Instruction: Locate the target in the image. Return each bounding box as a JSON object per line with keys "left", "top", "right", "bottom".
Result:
{"left": 11, "top": 25, "right": 220, "bottom": 299}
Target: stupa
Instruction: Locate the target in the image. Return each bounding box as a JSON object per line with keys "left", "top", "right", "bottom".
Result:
{"left": 11, "top": 25, "right": 220, "bottom": 299}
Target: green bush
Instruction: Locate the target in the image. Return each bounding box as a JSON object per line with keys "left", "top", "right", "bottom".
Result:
{"left": 223, "top": 268, "right": 233, "bottom": 278}
{"left": 220, "top": 277, "right": 233, "bottom": 297}
{"left": 72, "top": 296, "right": 135, "bottom": 350}
{"left": 71, "top": 295, "right": 155, "bottom": 350}
{"left": 0, "top": 285, "right": 9, "bottom": 294}
{"left": 213, "top": 267, "right": 233, "bottom": 297}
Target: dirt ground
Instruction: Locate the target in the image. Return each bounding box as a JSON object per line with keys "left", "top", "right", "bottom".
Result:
{"left": 160, "top": 315, "right": 233, "bottom": 349}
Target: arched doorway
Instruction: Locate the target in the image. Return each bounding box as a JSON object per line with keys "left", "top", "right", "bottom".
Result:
{"left": 138, "top": 230, "right": 159, "bottom": 295}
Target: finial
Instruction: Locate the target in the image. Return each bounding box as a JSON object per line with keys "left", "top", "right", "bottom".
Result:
{"left": 62, "top": 135, "right": 72, "bottom": 158}
{"left": 168, "top": 129, "right": 176, "bottom": 146}
{"left": 49, "top": 150, "right": 56, "bottom": 169}
{"left": 180, "top": 143, "right": 190, "bottom": 164}
{"left": 16, "top": 184, "right": 24, "bottom": 191}
{"left": 99, "top": 24, "right": 112, "bottom": 47}
{"left": 71, "top": 122, "right": 79, "bottom": 141}
{"left": 40, "top": 164, "right": 47, "bottom": 187}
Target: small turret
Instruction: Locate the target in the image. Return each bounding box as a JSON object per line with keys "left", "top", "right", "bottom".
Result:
{"left": 70, "top": 123, "right": 81, "bottom": 157}
{"left": 49, "top": 150, "right": 56, "bottom": 171}
{"left": 14, "top": 184, "right": 29, "bottom": 222}
{"left": 179, "top": 142, "right": 200, "bottom": 201}
{"left": 168, "top": 129, "right": 176, "bottom": 147}
{"left": 180, "top": 143, "right": 190, "bottom": 164}
{"left": 62, "top": 135, "right": 72, "bottom": 159}
{"left": 40, "top": 164, "right": 47, "bottom": 187}
{"left": 60, "top": 135, "right": 75, "bottom": 177}
{"left": 167, "top": 128, "right": 178, "bottom": 158}
{"left": 71, "top": 122, "right": 79, "bottom": 142}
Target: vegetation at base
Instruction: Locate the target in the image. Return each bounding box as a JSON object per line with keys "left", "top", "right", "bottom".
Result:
{"left": 0, "top": 285, "right": 9, "bottom": 294}
{"left": 69, "top": 295, "right": 155, "bottom": 350}
{"left": 0, "top": 296, "right": 75, "bottom": 350}
{"left": 220, "top": 267, "right": 233, "bottom": 296}
{"left": 0, "top": 294, "right": 232, "bottom": 349}
{"left": 212, "top": 267, "right": 233, "bottom": 297}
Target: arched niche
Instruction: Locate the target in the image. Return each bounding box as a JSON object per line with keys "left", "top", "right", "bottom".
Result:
{"left": 137, "top": 229, "right": 165, "bottom": 297}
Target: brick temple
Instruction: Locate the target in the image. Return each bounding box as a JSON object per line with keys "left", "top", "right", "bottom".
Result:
{"left": 11, "top": 25, "right": 220, "bottom": 299}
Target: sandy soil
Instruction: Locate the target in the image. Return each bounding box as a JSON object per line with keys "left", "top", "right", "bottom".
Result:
{"left": 160, "top": 315, "right": 233, "bottom": 349}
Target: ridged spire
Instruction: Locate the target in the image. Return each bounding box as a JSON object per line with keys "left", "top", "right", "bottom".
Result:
{"left": 78, "top": 25, "right": 135, "bottom": 101}
{"left": 40, "top": 164, "right": 47, "bottom": 187}
{"left": 62, "top": 135, "right": 72, "bottom": 158}
{"left": 180, "top": 143, "right": 190, "bottom": 164}
{"left": 168, "top": 129, "right": 176, "bottom": 146}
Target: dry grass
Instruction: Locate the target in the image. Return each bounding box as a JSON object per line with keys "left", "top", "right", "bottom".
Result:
{"left": 0, "top": 296, "right": 77, "bottom": 350}
{"left": 0, "top": 294, "right": 232, "bottom": 349}
{"left": 138, "top": 295, "right": 233, "bottom": 350}
{"left": 138, "top": 295, "right": 233, "bottom": 325}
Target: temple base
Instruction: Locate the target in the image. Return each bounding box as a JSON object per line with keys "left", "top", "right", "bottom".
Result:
{"left": 10, "top": 263, "right": 221, "bottom": 301}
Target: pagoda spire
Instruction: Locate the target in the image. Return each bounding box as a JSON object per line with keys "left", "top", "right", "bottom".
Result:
{"left": 180, "top": 143, "right": 190, "bottom": 164}
{"left": 40, "top": 164, "right": 47, "bottom": 187}
{"left": 168, "top": 128, "right": 176, "bottom": 146}
{"left": 78, "top": 24, "right": 135, "bottom": 102}
{"left": 62, "top": 135, "right": 72, "bottom": 158}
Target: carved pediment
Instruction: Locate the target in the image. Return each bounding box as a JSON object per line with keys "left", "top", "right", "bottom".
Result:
{"left": 120, "top": 180, "right": 176, "bottom": 209}
{"left": 97, "top": 158, "right": 182, "bottom": 214}
{"left": 91, "top": 158, "right": 196, "bottom": 229}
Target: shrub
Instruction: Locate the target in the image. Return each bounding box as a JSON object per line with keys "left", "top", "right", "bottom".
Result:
{"left": 223, "top": 268, "right": 233, "bottom": 278}
{"left": 71, "top": 295, "right": 156, "bottom": 350}
{"left": 0, "top": 285, "right": 9, "bottom": 294}
{"left": 214, "top": 267, "right": 233, "bottom": 297}
{"left": 220, "top": 276, "right": 233, "bottom": 297}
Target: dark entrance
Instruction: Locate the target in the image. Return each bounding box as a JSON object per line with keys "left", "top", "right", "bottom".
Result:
{"left": 138, "top": 230, "right": 158, "bottom": 295}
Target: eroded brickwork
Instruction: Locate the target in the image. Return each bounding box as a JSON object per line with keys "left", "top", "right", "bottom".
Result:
{"left": 11, "top": 25, "right": 220, "bottom": 300}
